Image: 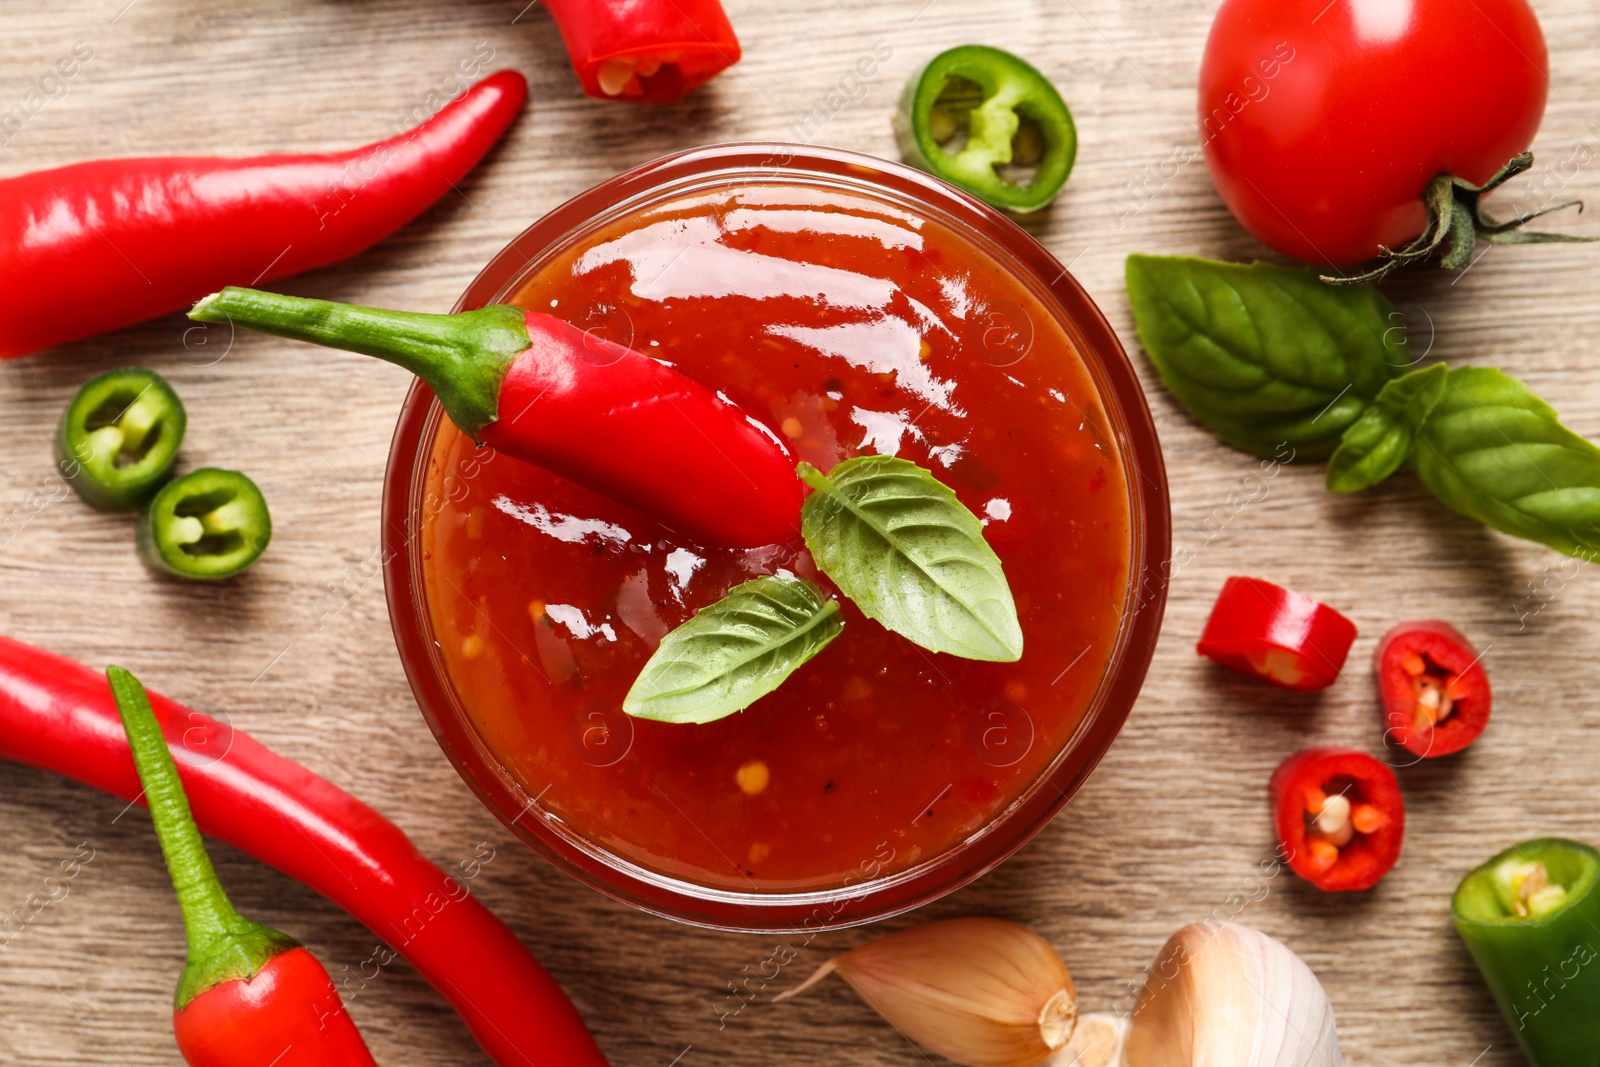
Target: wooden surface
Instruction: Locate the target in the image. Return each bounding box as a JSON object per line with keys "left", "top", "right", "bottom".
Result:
{"left": 3, "top": 1, "right": 1600, "bottom": 1064}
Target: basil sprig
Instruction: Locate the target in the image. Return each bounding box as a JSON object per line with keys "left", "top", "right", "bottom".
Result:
{"left": 1411, "top": 368, "right": 1600, "bottom": 560}
{"left": 1127, "top": 251, "right": 1600, "bottom": 561}
{"left": 1326, "top": 363, "right": 1448, "bottom": 493}
{"left": 623, "top": 575, "right": 844, "bottom": 725}
{"left": 799, "top": 456, "right": 1023, "bottom": 662}
{"left": 1125, "top": 255, "right": 1408, "bottom": 459}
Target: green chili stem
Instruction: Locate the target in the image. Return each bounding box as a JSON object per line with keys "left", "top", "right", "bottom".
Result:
{"left": 108, "top": 666, "right": 247, "bottom": 953}
{"left": 189, "top": 286, "right": 530, "bottom": 436}
{"left": 107, "top": 666, "right": 294, "bottom": 1007}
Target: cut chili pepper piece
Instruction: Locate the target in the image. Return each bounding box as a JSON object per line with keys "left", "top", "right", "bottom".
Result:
{"left": 541, "top": 0, "right": 741, "bottom": 105}
{"left": 1453, "top": 838, "right": 1600, "bottom": 1066}
{"left": 1270, "top": 747, "right": 1404, "bottom": 892}
{"left": 107, "top": 666, "right": 379, "bottom": 1065}
{"left": 0, "top": 71, "right": 526, "bottom": 360}
{"left": 187, "top": 287, "right": 803, "bottom": 550}
{"left": 895, "top": 45, "right": 1077, "bottom": 213}
{"left": 1375, "top": 620, "right": 1491, "bottom": 758}
{"left": 0, "top": 635, "right": 609, "bottom": 1067}
{"left": 55, "top": 367, "right": 186, "bottom": 510}
{"left": 1197, "top": 576, "right": 1357, "bottom": 691}
{"left": 138, "top": 468, "right": 271, "bottom": 580}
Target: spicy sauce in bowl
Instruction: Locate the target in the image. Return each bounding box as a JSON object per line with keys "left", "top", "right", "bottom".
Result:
{"left": 384, "top": 144, "right": 1168, "bottom": 931}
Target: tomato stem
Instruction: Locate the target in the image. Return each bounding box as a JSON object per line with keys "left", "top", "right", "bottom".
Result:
{"left": 1326, "top": 152, "right": 1598, "bottom": 286}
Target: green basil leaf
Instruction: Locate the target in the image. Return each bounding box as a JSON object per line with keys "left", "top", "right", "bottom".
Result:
{"left": 623, "top": 575, "right": 843, "bottom": 724}
{"left": 1327, "top": 362, "right": 1449, "bottom": 493}
{"left": 1125, "top": 255, "right": 1409, "bottom": 460}
{"left": 1412, "top": 367, "right": 1600, "bottom": 559}
{"left": 798, "top": 456, "right": 1023, "bottom": 662}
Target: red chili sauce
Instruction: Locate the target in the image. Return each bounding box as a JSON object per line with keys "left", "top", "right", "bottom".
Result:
{"left": 420, "top": 181, "right": 1131, "bottom": 891}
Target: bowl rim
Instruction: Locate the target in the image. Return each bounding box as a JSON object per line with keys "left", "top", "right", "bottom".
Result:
{"left": 382, "top": 141, "right": 1171, "bottom": 933}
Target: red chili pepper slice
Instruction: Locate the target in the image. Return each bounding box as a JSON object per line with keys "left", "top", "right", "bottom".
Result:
{"left": 0, "top": 71, "right": 526, "bottom": 360}
{"left": 0, "top": 635, "right": 608, "bottom": 1067}
{"left": 1197, "top": 576, "right": 1357, "bottom": 691}
{"left": 1375, "top": 620, "right": 1491, "bottom": 758}
{"left": 542, "top": 0, "right": 741, "bottom": 105}
{"left": 1271, "top": 747, "right": 1405, "bottom": 892}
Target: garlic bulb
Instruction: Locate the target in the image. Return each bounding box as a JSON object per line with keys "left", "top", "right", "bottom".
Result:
{"left": 1123, "top": 922, "right": 1343, "bottom": 1067}
{"left": 775, "top": 917, "right": 1077, "bottom": 1067}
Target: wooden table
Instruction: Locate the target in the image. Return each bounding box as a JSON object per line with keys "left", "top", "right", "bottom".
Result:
{"left": 3, "top": 1, "right": 1597, "bottom": 1063}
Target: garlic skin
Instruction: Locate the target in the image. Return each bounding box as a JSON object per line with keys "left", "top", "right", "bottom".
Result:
{"left": 1048, "top": 1012, "right": 1128, "bottom": 1067}
{"left": 776, "top": 917, "right": 1077, "bottom": 1067}
{"left": 1124, "top": 922, "right": 1343, "bottom": 1067}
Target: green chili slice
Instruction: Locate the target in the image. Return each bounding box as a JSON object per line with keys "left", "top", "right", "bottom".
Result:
{"left": 1452, "top": 838, "right": 1600, "bottom": 1066}
{"left": 55, "top": 368, "right": 187, "bottom": 511}
{"left": 895, "top": 45, "right": 1077, "bottom": 213}
{"left": 137, "top": 468, "right": 271, "bottom": 580}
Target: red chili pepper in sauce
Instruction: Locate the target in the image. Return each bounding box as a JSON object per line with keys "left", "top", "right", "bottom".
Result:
{"left": 1375, "top": 620, "right": 1491, "bottom": 758}
{"left": 0, "top": 71, "right": 527, "bottom": 360}
{"left": 188, "top": 287, "right": 804, "bottom": 549}
{"left": 542, "top": 0, "right": 741, "bottom": 104}
{"left": 1271, "top": 747, "right": 1405, "bottom": 892}
{"left": 107, "top": 666, "right": 379, "bottom": 1066}
{"left": 0, "top": 636, "right": 608, "bottom": 1067}
{"left": 1197, "top": 576, "right": 1357, "bottom": 691}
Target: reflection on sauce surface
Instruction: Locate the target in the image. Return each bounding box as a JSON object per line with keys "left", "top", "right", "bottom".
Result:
{"left": 420, "top": 180, "right": 1132, "bottom": 891}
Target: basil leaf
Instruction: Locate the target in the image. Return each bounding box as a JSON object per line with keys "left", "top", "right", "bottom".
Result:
{"left": 1412, "top": 367, "right": 1600, "bottom": 559}
{"left": 798, "top": 456, "right": 1023, "bottom": 662}
{"left": 1125, "top": 255, "right": 1408, "bottom": 459}
{"left": 623, "top": 575, "right": 843, "bottom": 724}
{"left": 1327, "top": 362, "right": 1449, "bottom": 493}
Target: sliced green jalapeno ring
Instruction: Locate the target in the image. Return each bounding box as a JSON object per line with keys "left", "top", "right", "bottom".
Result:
{"left": 137, "top": 468, "right": 271, "bottom": 580}
{"left": 56, "top": 368, "right": 187, "bottom": 511}
{"left": 1452, "top": 838, "right": 1600, "bottom": 1066}
{"left": 895, "top": 44, "right": 1077, "bottom": 213}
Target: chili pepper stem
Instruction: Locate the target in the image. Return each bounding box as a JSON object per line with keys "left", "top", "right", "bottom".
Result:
{"left": 190, "top": 287, "right": 530, "bottom": 436}
{"left": 106, "top": 666, "right": 296, "bottom": 1008}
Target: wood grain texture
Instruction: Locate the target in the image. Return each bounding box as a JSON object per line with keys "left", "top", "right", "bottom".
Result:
{"left": 3, "top": 1, "right": 1599, "bottom": 1064}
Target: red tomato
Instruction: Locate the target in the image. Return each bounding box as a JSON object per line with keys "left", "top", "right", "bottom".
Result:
{"left": 1199, "top": 0, "right": 1548, "bottom": 267}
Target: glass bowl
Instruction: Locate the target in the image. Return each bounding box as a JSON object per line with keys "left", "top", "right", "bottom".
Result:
{"left": 382, "top": 143, "right": 1170, "bottom": 933}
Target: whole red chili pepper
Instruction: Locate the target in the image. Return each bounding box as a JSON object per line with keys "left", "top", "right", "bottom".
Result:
{"left": 542, "top": 0, "right": 741, "bottom": 104}
{"left": 187, "top": 286, "right": 804, "bottom": 549}
{"left": 1374, "top": 620, "right": 1491, "bottom": 759}
{"left": 1197, "top": 576, "right": 1357, "bottom": 691}
{"left": 107, "top": 665, "right": 379, "bottom": 1066}
{"left": 0, "top": 71, "right": 527, "bottom": 360}
{"left": 1270, "top": 747, "right": 1405, "bottom": 892}
{"left": 0, "top": 635, "right": 608, "bottom": 1067}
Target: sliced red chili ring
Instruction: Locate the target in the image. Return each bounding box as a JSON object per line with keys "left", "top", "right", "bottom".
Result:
{"left": 55, "top": 367, "right": 186, "bottom": 511}
{"left": 1271, "top": 747, "right": 1404, "bottom": 892}
{"left": 1375, "top": 620, "right": 1490, "bottom": 758}
{"left": 137, "top": 468, "right": 271, "bottom": 580}
{"left": 1196, "top": 576, "right": 1357, "bottom": 691}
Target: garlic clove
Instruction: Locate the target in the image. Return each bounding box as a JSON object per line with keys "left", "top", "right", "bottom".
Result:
{"left": 776, "top": 917, "right": 1077, "bottom": 1067}
{"left": 1046, "top": 1012, "right": 1127, "bottom": 1067}
{"left": 1124, "top": 922, "right": 1343, "bottom": 1067}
